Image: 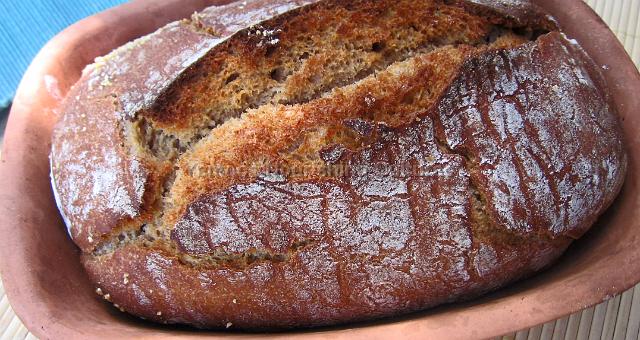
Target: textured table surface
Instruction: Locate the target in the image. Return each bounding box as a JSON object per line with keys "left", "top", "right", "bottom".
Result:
{"left": 1, "top": 0, "right": 639, "bottom": 339}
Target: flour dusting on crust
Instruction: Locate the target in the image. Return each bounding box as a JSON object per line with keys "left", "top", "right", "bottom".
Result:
{"left": 437, "top": 32, "right": 625, "bottom": 238}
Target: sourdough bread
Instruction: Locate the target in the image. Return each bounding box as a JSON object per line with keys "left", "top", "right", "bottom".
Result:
{"left": 50, "top": 0, "right": 626, "bottom": 329}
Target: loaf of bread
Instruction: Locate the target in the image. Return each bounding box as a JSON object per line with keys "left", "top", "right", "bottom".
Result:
{"left": 50, "top": 0, "right": 627, "bottom": 329}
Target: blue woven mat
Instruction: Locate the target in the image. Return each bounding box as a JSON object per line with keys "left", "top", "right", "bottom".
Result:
{"left": 0, "top": 0, "right": 127, "bottom": 109}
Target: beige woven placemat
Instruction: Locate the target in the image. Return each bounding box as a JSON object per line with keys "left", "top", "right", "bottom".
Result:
{"left": 1, "top": 1, "right": 639, "bottom": 339}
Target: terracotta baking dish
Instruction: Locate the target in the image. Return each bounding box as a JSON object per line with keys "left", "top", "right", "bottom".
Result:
{"left": 0, "top": 0, "right": 638, "bottom": 338}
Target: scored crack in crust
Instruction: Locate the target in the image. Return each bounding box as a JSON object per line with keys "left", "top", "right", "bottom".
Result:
{"left": 50, "top": 0, "right": 626, "bottom": 330}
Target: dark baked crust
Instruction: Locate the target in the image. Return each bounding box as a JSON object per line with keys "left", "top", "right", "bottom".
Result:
{"left": 456, "top": 0, "right": 558, "bottom": 30}
{"left": 435, "top": 32, "right": 626, "bottom": 239}
{"left": 51, "top": 0, "right": 626, "bottom": 330}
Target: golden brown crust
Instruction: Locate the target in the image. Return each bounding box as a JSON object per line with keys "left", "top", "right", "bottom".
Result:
{"left": 167, "top": 44, "right": 478, "bottom": 228}
{"left": 51, "top": 0, "right": 626, "bottom": 330}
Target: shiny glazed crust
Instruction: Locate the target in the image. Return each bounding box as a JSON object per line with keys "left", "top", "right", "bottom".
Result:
{"left": 50, "top": 0, "right": 626, "bottom": 329}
